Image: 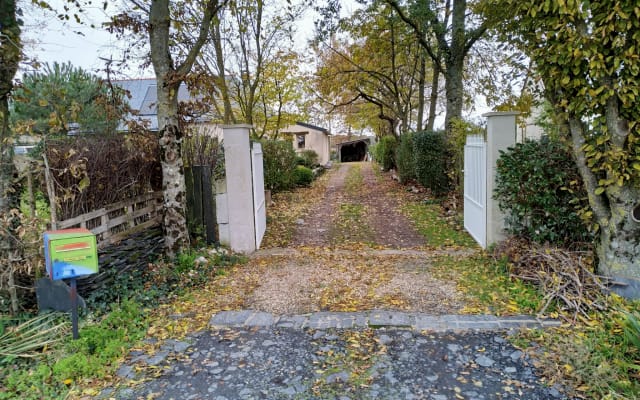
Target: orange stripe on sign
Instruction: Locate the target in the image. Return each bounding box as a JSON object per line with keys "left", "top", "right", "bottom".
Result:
{"left": 56, "top": 242, "right": 91, "bottom": 252}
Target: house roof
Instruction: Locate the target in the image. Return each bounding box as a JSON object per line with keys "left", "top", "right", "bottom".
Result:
{"left": 293, "top": 121, "right": 330, "bottom": 135}
{"left": 113, "top": 78, "right": 197, "bottom": 131}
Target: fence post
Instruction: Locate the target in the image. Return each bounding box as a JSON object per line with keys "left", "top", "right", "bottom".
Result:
{"left": 483, "top": 111, "right": 518, "bottom": 247}
{"left": 220, "top": 124, "right": 256, "bottom": 253}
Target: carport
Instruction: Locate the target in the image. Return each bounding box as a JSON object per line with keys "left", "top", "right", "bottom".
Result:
{"left": 337, "top": 138, "right": 371, "bottom": 162}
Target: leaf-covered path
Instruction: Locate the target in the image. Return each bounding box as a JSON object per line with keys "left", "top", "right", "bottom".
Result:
{"left": 291, "top": 162, "right": 425, "bottom": 248}
{"left": 99, "top": 162, "right": 569, "bottom": 400}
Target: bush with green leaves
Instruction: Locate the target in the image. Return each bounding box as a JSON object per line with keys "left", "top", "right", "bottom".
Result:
{"left": 374, "top": 135, "right": 397, "bottom": 170}
{"left": 296, "top": 149, "right": 319, "bottom": 168}
{"left": 413, "top": 130, "right": 450, "bottom": 196}
{"left": 293, "top": 165, "right": 314, "bottom": 187}
{"left": 395, "top": 133, "right": 416, "bottom": 183}
{"left": 494, "top": 138, "right": 591, "bottom": 245}
{"left": 261, "top": 140, "right": 297, "bottom": 192}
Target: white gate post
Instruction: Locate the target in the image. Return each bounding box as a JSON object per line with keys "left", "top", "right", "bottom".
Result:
{"left": 483, "top": 111, "right": 518, "bottom": 247}
{"left": 219, "top": 124, "right": 257, "bottom": 253}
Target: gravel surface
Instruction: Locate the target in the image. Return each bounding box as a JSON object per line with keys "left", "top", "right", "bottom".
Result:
{"left": 106, "top": 325, "right": 568, "bottom": 399}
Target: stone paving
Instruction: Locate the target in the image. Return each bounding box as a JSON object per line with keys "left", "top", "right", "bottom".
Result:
{"left": 209, "top": 310, "right": 562, "bottom": 332}
{"left": 102, "top": 310, "right": 569, "bottom": 400}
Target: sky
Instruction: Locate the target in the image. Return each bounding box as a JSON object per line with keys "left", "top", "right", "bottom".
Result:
{"left": 20, "top": 0, "right": 329, "bottom": 79}
{"left": 20, "top": 1, "right": 135, "bottom": 77}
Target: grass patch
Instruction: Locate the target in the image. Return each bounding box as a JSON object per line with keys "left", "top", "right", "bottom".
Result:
{"left": 515, "top": 298, "right": 640, "bottom": 399}
{"left": 329, "top": 203, "right": 375, "bottom": 246}
{"left": 1, "top": 300, "right": 147, "bottom": 400}
{"left": 403, "top": 202, "right": 477, "bottom": 248}
{"left": 344, "top": 163, "right": 363, "bottom": 195}
{"left": 430, "top": 254, "right": 542, "bottom": 315}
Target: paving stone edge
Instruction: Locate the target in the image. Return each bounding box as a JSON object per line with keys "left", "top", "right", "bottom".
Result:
{"left": 209, "top": 310, "right": 561, "bottom": 332}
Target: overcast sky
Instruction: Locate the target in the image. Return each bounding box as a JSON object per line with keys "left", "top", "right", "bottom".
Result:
{"left": 20, "top": 0, "right": 333, "bottom": 79}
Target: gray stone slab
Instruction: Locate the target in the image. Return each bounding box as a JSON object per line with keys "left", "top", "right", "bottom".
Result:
{"left": 413, "top": 315, "right": 447, "bottom": 331}
{"left": 306, "top": 312, "right": 341, "bottom": 329}
{"left": 456, "top": 321, "right": 502, "bottom": 330}
{"left": 210, "top": 310, "right": 255, "bottom": 327}
{"left": 275, "top": 315, "right": 308, "bottom": 329}
{"left": 498, "top": 318, "right": 539, "bottom": 329}
{"left": 245, "top": 312, "right": 278, "bottom": 327}
{"left": 368, "top": 311, "right": 414, "bottom": 327}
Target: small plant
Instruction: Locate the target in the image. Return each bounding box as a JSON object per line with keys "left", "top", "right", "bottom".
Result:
{"left": 293, "top": 165, "right": 314, "bottom": 187}
{"left": 296, "top": 149, "right": 319, "bottom": 167}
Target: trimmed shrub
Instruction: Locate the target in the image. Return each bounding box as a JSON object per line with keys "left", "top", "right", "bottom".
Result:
{"left": 261, "top": 140, "right": 297, "bottom": 192}
{"left": 296, "top": 149, "right": 319, "bottom": 168}
{"left": 494, "top": 138, "right": 591, "bottom": 245}
{"left": 395, "top": 133, "right": 416, "bottom": 183}
{"left": 375, "top": 135, "right": 397, "bottom": 170}
{"left": 293, "top": 165, "right": 314, "bottom": 187}
{"left": 413, "top": 130, "right": 450, "bottom": 196}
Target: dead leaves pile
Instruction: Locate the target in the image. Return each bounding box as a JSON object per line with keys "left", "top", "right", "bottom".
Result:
{"left": 311, "top": 329, "right": 387, "bottom": 395}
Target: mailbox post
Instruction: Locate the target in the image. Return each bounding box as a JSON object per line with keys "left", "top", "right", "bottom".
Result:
{"left": 43, "top": 228, "right": 98, "bottom": 339}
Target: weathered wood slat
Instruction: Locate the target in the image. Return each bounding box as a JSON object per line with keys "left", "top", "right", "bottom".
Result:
{"left": 56, "top": 191, "right": 163, "bottom": 247}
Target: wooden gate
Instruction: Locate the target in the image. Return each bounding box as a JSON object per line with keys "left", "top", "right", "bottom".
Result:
{"left": 464, "top": 135, "right": 487, "bottom": 248}
{"left": 251, "top": 143, "right": 266, "bottom": 248}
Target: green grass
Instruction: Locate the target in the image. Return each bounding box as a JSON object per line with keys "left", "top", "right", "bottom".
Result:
{"left": 1, "top": 300, "right": 147, "bottom": 400}
{"left": 329, "top": 203, "right": 375, "bottom": 245}
{"left": 430, "top": 254, "right": 543, "bottom": 315}
{"left": 403, "top": 202, "right": 477, "bottom": 247}
{"left": 344, "top": 163, "right": 363, "bottom": 195}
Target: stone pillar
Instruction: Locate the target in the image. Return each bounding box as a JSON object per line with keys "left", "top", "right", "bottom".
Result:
{"left": 483, "top": 112, "right": 518, "bottom": 247}
{"left": 218, "top": 124, "right": 256, "bottom": 253}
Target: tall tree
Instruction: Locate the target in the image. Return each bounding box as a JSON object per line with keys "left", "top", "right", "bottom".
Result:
{"left": 11, "top": 62, "right": 127, "bottom": 135}
{"left": 148, "top": 0, "right": 225, "bottom": 257}
{"left": 489, "top": 0, "right": 640, "bottom": 291}
{"left": 314, "top": 3, "right": 429, "bottom": 136}
{"left": 0, "top": 0, "right": 21, "bottom": 215}
{"left": 386, "top": 0, "right": 489, "bottom": 134}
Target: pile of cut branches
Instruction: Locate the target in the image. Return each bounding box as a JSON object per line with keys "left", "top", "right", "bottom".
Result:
{"left": 495, "top": 237, "right": 609, "bottom": 321}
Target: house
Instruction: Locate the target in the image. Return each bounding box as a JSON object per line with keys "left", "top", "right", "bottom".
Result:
{"left": 280, "top": 122, "right": 331, "bottom": 166}
{"left": 113, "top": 78, "right": 205, "bottom": 132}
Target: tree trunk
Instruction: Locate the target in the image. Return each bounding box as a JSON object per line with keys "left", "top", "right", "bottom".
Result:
{"left": 212, "top": 20, "right": 235, "bottom": 124}
{"left": 416, "top": 52, "right": 426, "bottom": 132}
{"left": 426, "top": 66, "right": 439, "bottom": 131}
{"left": 443, "top": 0, "right": 467, "bottom": 135}
{"left": 149, "top": 0, "right": 221, "bottom": 257}
{"left": 596, "top": 185, "right": 640, "bottom": 289}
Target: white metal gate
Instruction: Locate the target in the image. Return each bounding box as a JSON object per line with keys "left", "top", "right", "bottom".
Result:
{"left": 251, "top": 142, "right": 266, "bottom": 248}
{"left": 464, "top": 135, "right": 487, "bottom": 248}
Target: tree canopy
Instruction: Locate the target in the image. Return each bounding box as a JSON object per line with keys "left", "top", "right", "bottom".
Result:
{"left": 487, "top": 0, "right": 640, "bottom": 286}
{"left": 11, "top": 62, "right": 127, "bottom": 135}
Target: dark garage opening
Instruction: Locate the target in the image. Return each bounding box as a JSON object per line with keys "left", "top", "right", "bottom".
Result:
{"left": 339, "top": 139, "right": 369, "bottom": 162}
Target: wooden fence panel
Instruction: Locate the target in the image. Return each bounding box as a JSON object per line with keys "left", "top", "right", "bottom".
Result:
{"left": 57, "top": 191, "right": 163, "bottom": 248}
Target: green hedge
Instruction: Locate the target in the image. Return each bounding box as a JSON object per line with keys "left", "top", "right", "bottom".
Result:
{"left": 412, "top": 130, "right": 450, "bottom": 196}
{"left": 395, "top": 133, "right": 416, "bottom": 184}
{"left": 374, "top": 135, "right": 397, "bottom": 170}
{"left": 494, "top": 138, "right": 591, "bottom": 245}
{"left": 261, "top": 140, "right": 297, "bottom": 192}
